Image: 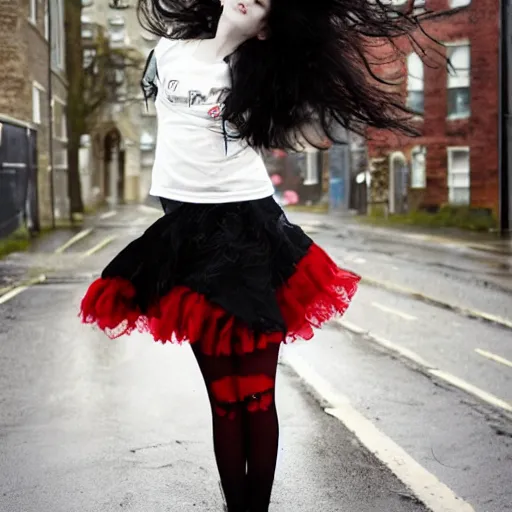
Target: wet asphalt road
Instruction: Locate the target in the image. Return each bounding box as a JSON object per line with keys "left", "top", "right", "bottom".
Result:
{"left": 0, "top": 205, "right": 511, "bottom": 512}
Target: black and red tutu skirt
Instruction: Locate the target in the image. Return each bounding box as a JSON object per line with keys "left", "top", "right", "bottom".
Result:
{"left": 80, "top": 196, "right": 360, "bottom": 356}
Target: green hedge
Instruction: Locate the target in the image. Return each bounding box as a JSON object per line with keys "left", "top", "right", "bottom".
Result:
{"left": 366, "top": 205, "right": 498, "bottom": 232}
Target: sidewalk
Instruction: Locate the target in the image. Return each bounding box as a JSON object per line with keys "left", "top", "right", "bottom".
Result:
{"left": 285, "top": 209, "right": 512, "bottom": 257}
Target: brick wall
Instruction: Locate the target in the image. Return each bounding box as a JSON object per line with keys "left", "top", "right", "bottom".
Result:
{"left": 0, "top": 0, "right": 69, "bottom": 223}
{"left": 367, "top": 0, "right": 500, "bottom": 214}
{"left": 0, "top": 0, "right": 31, "bottom": 123}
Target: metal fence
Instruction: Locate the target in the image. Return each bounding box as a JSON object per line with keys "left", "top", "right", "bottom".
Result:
{"left": 0, "top": 120, "right": 39, "bottom": 239}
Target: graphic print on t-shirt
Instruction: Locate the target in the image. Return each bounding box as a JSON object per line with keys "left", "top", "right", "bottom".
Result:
{"left": 164, "top": 77, "right": 227, "bottom": 109}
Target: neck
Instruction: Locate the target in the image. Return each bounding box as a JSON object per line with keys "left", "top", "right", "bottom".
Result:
{"left": 210, "top": 17, "right": 248, "bottom": 60}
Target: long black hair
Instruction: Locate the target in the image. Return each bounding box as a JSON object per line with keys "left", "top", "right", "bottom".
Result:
{"left": 137, "top": 0, "right": 444, "bottom": 149}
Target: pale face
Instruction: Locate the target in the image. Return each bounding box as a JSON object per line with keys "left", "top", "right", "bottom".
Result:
{"left": 219, "top": 0, "right": 271, "bottom": 40}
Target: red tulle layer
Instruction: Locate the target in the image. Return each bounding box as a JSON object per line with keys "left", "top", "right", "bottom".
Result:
{"left": 79, "top": 244, "right": 360, "bottom": 355}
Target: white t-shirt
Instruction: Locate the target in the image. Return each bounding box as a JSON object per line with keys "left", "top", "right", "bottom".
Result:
{"left": 149, "top": 38, "right": 274, "bottom": 203}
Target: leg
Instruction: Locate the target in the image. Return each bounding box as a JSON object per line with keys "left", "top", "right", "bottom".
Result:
{"left": 191, "top": 343, "right": 248, "bottom": 512}
{"left": 237, "top": 343, "right": 281, "bottom": 512}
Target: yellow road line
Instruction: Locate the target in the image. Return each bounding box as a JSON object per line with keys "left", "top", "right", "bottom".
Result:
{"left": 0, "top": 274, "right": 47, "bottom": 305}
{"left": 54, "top": 228, "right": 93, "bottom": 254}
{"left": 475, "top": 348, "right": 512, "bottom": 369}
{"left": 371, "top": 301, "right": 417, "bottom": 321}
{"left": 81, "top": 235, "right": 117, "bottom": 258}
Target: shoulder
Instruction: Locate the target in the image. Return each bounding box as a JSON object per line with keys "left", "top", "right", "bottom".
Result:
{"left": 154, "top": 37, "right": 193, "bottom": 62}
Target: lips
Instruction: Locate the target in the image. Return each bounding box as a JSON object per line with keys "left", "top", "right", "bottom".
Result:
{"left": 237, "top": 2, "right": 247, "bottom": 14}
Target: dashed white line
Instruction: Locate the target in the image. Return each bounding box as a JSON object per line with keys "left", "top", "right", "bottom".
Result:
{"left": 283, "top": 349, "right": 475, "bottom": 512}
{"left": 81, "top": 235, "right": 117, "bottom": 258}
{"left": 428, "top": 369, "right": 512, "bottom": 413}
{"left": 475, "top": 348, "right": 512, "bottom": 369}
{"left": 336, "top": 319, "right": 512, "bottom": 414}
{"left": 99, "top": 210, "right": 118, "bottom": 220}
{"left": 371, "top": 301, "right": 417, "bottom": 321}
{"left": 54, "top": 228, "right": 93, "bottom": 254}
{"left": 0, "top": 275, "right": 46, "bottom": 305}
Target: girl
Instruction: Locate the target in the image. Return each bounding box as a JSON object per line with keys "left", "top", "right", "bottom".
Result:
{"left": 81, "top": 0, "right": 433, "bottom": 510}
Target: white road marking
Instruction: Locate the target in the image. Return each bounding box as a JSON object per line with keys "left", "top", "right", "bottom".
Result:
{"left": 429, "top": 369, "right": 512, "bottom": 413}
{"left": 99, "top": 210, "right": 117, "bottom": 220}
{"left": 360, "top": 276, "right": 512, "bottom": 330}
{"left": 283, "top": 349, "right": 476, "bottom": 512}
{"left": 137, "top": 204, "right": 161, "bottom": 214}
{"left": 336, "top": 319, "right": 512, "bottom": 414}
{"left": 81, "top": 235, "right": 117, "bottom": 258}
{"left": 0, "top": 274, "right": 47, "bottom": 305}
{"left": 371, "top": 301, "right": 417, "bottom": 321}
{"left": 54, "top": 228, "right": 93, "bottom": 254}
{"left": 475, "top": 348, "right": 512, "bottom": 369}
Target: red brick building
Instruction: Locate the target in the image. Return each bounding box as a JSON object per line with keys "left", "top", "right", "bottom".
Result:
{"left": 366, "top": 0, "right": 500, "bottom": 217}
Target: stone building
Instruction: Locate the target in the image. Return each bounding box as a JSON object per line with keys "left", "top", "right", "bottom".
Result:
{"left": 80, "top": 0, "right": 157, "bottom": 207}
{"left": 0, "top": 0, "right": 68, "bottom": 227}
{"left": 366, "top": 0, "right": 501, "bottom": 217}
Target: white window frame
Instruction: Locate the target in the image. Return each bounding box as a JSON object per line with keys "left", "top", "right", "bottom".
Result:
{"left": 52, "top": 96, "right": 68, "bottom": 141}
{"left": 446, "top": 42, "right": 471, "bottom": 119}
{"left": 29, "top": 0, "right": 37, "bottom": 24}
{"left": 450, "top": 0, "right": 471, "bottom": 7}
{"left": 32, "top": 82, "right": 45, "bottom": 125}
{"left": 303, "top": 150, "right": 319, "bottom": 186}
{"left": 406, "top": 52, "right": 424, "bottom": 115}
{"left": 410, "top": 146, "right": 426, "bottom": 189}
{"left": 44, "top": 1, "right": 49, "bottom": 40}
{"left": 447, "top": 147, "right": 470, "bottom": 205}
{"left": 51, "top": 0, "right": 66, "bottom": 71}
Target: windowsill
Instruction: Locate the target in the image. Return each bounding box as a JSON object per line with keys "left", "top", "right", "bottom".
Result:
{"left": 447, "top": 114, "right": 470, "bottom": 121}
{"left": 410, "top": 186, "right": 426, "bottom": 190}
{"left": 303, "top": 180, "right": 319, "bottom": 186}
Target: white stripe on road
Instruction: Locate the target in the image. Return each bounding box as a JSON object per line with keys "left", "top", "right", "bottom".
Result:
{"left": 99, "top": 210, "right": 117, "bottom": 220}
{"left": 428, "top": 369, "right": 512, "bottom": 413}
{"left": 371, "top": 301, "right": 417, "bottom": 321}
{"left": 81, "top": 235, "right": 117, "bottom": 258}
{"left": 137, "top": 204, "right": 160, "bottom": 214}
{"left": 336, "top": 319, "right": 512, "bottom": 414}
{"left": 54, "top": 228, "right": 93, "bottom": 254}
{"left": 283, "top": 350, "right": 475, "bottom": 512}
{"left": 0, "top": 274, "right": 46, "bottom": 305}
{"left": 337, "top": 319, "right": 434, "bottom": 368}
{"left": 475, "top": 348, "right": 512, "bottom": 369}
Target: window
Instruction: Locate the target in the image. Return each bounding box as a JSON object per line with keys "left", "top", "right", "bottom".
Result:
{"left": 304, "top": 150, "right": 319, "bottom": 185}
{"left": 450, "top": 0, "right": 471, "bottom": 7}
{"left": 29, "top": 0, "right": 37, "bottom": 24}
{"left": 447, "top": 44, "right": 470, "bottom": 118}
{"left": 447, "top": 148, "right": 470, "bottom": 205}
{"left": 32, "top": 83, "right": 44, "bottom": 124}
{"left": 140, "top": 132, "right": 155, "bottom": 167}
{"left": 108, "top": 15, "right": 125, "bottom": 26}
{"left": 51, "top": 0, "right": 66, "bottom": 71}
{"left": 53, "top": 98, "right": 67, "bottom": 140}
{"left": 82, "top": 0, "right": 94, "bottom": 6}
{"left": 44, "top": 2, "right": 49, "bottom": 40}
{"left": 406, "top": 53, "right": 424, "bottom": 114}
{"left": 83, "top": 48, "right": 96, "bottom": 69}
{"left": 410, "top": 146, "right": 426, "bottom": 188}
